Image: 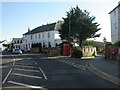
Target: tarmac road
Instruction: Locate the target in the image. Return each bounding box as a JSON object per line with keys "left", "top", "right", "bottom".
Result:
{"left": 2, "top": 52, "right": 119, "bottom": 89}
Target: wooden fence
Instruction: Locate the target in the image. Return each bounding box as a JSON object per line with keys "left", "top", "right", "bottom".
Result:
{"left": 105, "top": 46, "right": 120, "bottom": 60}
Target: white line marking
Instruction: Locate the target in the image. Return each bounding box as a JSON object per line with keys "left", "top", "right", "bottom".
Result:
{"left": 12, "top": 73, "right": 42, "bottom": 79}
{"left": 33, "top": 61, "right": 38, "bottom": 65}
{"left": 11, "top": 55, "right": 15, "bottom": 66}
{"left": 2, "top": 69, "right": 12, "bottom": 83}
{"left": 59, "top": 60, "right": 86, "bottom": 70}
{"left": 14, "top": 68, "right": 40, "bottom": 72}
{"left": 14, "top": 65, "right": 35, "bottom": 68}
{"left": 13, "top": 61, "right": 15, "bottom": 66}
{"left": 16, "top": 63, "right": 34, "bottom": 66}
{"left": 8, "top": 81, "right": 44, "bottom": 89}
{"left": 39, "top": 67, "right": 47, "bottom": 80}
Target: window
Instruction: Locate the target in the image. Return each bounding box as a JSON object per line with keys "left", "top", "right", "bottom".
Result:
{"left": 114, "top": 23, "right": 117, "bottom": 29}
{"left": 114, "top": 10, "right": 116, "bottom": 16}
{"left": 42, "top": 33, "right": 44, "bottom": 38}
{"left": 39, "top": 34, "right": 41, "bottom": 39}
{"left": 31, "top": 35, "right": 33, "bottom": 40}
{"left": 36, "top": 34, "right": 37, "bottom": 39}
{"left": 48, "top": 32, "right": 50, "bottom": 38}
{"left": 43, "top": 42, "right": 45, "bottom": 47}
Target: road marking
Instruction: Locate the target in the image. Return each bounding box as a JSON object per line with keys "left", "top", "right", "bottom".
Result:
{"left": 2, "top": 69, "right": 12, "bottom": 83}
{"left": 16, "top": 63, "right": 34, "bottom": 66}
{"left": 12, "top": 73, "right": 42, "bottom": 79}
{"left": 14, "top": 68, "right": 40, "bottom": 72}
{"left": 13, "top": 61, "right": 15, "bottom": 66}
{"left": 33, "top": 61, "right": 38, "bottom": 65}
{"left": 39, "top": 67, "right": 47, "bottom": 80}
{"left": 59, "top": 60, "right": 86, "bottom": 70}
{"left": 14, "top": 65, "right": 36, "bottom": 68}
{"left": 11, "top": 55, "right": 15, "bottom": 66}
{"left": 7, "top": 81, "right": 45, "bottom": 89}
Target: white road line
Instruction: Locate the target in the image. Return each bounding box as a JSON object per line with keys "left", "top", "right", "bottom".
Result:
{"left": 2, "top": 69, "right": 12, "bottom": 83}
{"left": 8, "top": 81, "right": 45, "bottom": 89}
{"left": 16, "top": 63, "right": 34, "bottom": 66}
{"left": 59, "top": 60, "right": 86, "bottom": 70}
{"left": 39, "top": 67, "right": 47, "bottom": 80}
{"left": 14, "top": 65, "right": 35, "bottom": 68}
{"left": 11, "top": 55, "right": 15, "bottom": 66}
{"left": 12, "top": 73, "right": 42, "bottom": 79}
{"left": 14, "top": 68, "right": 40, "bottom": 72}
{"left": 33, "top": 61, "right": 38, "bottom": 65}
{"left": 13, "top": 61, "right": 15, "bottom": 66}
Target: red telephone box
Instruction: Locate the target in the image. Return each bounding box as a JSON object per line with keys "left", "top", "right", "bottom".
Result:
{"left": 63, "top": 43, "right": 72, "bottom": 56}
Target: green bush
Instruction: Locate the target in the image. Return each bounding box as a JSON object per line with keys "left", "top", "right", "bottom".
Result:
{"left": 72, "top": 46, "right": 83, "bottom": 58}
{"left": 31, "top": 43, "right": 42, "bottom": 48}
{"left": 114, "top": 41, "right": 120, "bottom": 47}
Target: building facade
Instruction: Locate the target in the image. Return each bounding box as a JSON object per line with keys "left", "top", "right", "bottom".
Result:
{"left": 109, "top": 2, "right": 120, "bottom": 44}
{"left": 12, "top": 38, "right": 23, "bottom": 49}
{"left": 22, "top": 21, "right": 62, "bottom": 50}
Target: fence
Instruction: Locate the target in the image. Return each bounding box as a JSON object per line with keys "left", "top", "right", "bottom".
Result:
{"left": 105, "top": 46, "right": 120, "bottom": 60}
{"left": 31, "top": 47, "right": 60, "bottom": 55}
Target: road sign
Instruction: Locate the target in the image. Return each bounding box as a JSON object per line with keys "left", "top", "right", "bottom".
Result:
{"left": 103, "top": 37, "right": 107, "bottom": 43}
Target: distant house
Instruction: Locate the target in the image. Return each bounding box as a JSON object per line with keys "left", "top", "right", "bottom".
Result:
{"left": 0, "top": 40, "right": 9, "bottom": 51}
{"left": 109, "top": 2, "right": 120, "bottom": 44}
{"left": 12, "top": 38, "right": 23, "bottom": 49}
{"left": 22, "top": 21, "right": 62, "bottom": 50}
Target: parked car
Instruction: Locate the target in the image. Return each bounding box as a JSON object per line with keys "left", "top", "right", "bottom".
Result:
{"left": 12, "top": 48, "right": 22, "bottom": 54}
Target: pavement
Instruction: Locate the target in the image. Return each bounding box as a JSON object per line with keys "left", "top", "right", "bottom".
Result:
{"left": 50, "top": 54, "right": 120, "bottom": 86}
{"left": 86, "top": 54, "right": 120, "bottom": 86}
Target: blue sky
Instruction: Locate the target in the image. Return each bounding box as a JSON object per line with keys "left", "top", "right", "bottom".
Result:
{"left": 1, "top": 0, "right": 119, "bottom": 42}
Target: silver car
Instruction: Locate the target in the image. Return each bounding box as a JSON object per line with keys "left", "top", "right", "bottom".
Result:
{"left": 12, "top": 48, "right": 22, "bottom": 54}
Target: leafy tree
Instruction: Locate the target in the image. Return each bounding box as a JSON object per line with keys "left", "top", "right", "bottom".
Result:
{"left": 114, "top": 41, "right": 120, "bottom": 47}
{"left": 82, "top": 40, "right": 96, "bottom": 47}
{"left": 2, "top": 43, "right": 11, "bottom": 48}
{"left": 59, "top": 6, "right": 101, "bottom": 47}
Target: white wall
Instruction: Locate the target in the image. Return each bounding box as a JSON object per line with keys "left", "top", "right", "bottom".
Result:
{"left": 110, "top": 6, "right": 120, "bottom": 44}
{"left": 118, "top": 6, "right": 120, "bottom": 42}
{"left": 22, "top": 30, "right": 62, "bottom": 50}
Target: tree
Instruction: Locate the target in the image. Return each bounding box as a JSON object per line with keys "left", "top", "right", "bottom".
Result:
{"left": 2, "top": 43, "right": 12, "bottom": 48}
{"left": 59, "top": 6, "right": 101, "bottom": 47}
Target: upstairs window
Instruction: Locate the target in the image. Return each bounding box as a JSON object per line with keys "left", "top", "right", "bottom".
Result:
{"left": 48, "top": 32, "right": 50, "bottom": 38}
{"left": 31, "top": 35, "right": 33, "bottom": 40}
{"left": 42, "top": 33, "right": 44, "bottom": 38}
{"left": 35, "top": 34, "right": 37, "bottom": 39}
{"left": 114, "top": 10, "right": 116, "bottom": 16}
{"left": 39, "top": 34, "right": 41, "bottom": 39}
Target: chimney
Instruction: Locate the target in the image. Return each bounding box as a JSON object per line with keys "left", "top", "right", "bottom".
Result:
{"left": 28, "top": 27, "right": 30, "bottom": 32}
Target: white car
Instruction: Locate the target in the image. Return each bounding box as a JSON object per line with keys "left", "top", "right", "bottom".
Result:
{"left": 12, "top": 48, "right": 22, "bottom": 54}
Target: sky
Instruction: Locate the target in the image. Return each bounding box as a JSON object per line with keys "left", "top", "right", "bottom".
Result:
{"left": 1, "top": 0, "right": 120, "bottom": 42}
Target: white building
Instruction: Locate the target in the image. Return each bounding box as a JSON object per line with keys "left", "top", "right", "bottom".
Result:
{"left": 22, "top": 21, "right": 62, "bottom": 50}
{"left": 109, "top": 2, "right": 120, "bottom": 44}
{"left": 12, "top": 38, "right": 23, "bottom": 49}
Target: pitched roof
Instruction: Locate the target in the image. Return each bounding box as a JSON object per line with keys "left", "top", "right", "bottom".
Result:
{"left": 23, "top": 23, "right": 56, "bottom": 35}
{"left": 12, "top": 38, "right": 22, "bottom": 41}
{"left": 109, "top": 3, "right": 120, "bottom": 14}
